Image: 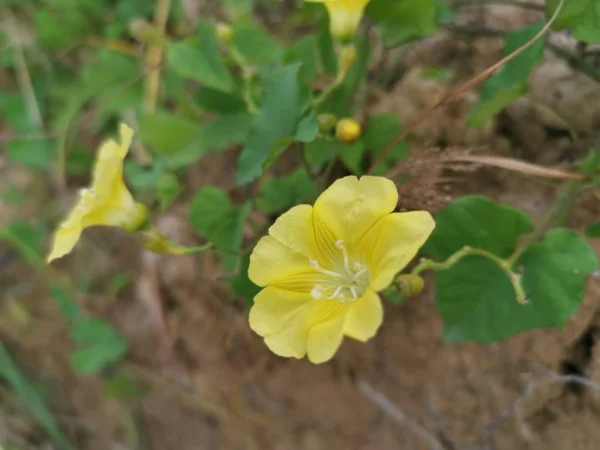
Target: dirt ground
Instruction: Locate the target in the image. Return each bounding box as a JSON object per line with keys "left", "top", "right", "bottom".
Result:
{"left": 3, "top": 3, "right": 600, "bottom": 450}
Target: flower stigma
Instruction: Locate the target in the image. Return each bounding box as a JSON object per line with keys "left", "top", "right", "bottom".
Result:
{"left": 308, "top": 240, "right": 369, "bottom": 302}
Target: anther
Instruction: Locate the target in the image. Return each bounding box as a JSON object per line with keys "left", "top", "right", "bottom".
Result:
{"left": 311, "top": 285, "right": 324, "bottom": 300}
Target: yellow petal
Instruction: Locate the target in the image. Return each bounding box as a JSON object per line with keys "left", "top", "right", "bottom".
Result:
{"left": 91, "top": 123, "right": 133, "bottom": 202}
{"left": 314, "top": 176, "right": 398, "bottom": 245}
{"left": 249, "top": 287, "right": 312, "bottom": 336}
{"left": 364, "top": 211, "right": 435, "bottom": 291}
{"left": 343, "top": 289, "right": 383, "bottom": 342}
{"left": 306, "top": 0, "right": 371, "bottom": 39}
{"left": 307, "top": 314, "right": 345, "bottom": 364}
{"left": 46, "top": 189, "right": 95, "bottom": 263}
{"left": 249, "top": 205, "right": 325, "bottom": 289}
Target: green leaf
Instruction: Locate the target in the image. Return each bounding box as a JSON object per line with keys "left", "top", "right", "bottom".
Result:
{"left": 0, "top": 344, "right": 73, "bottom": 450}
{"left": 50, "top": 285, "right": 84, "bottom": 324}
{"left": 423, "top": 195, "right": 534, "bottom": 260}
{"left": 195, "top": 86, "right": 246, "bottom": 113}
{"left": 104, "top": 370, "right": 147, "bottom": 401}
{"left": 256, "top": 169, "right": 317, "bottom": 215}
{"left": 586, "top": 221, "right": 600, "bottom": 237}
{"left": 232, "top": 24, "right": 284, "bottom": 65}
{"left": 166, "top": 21, "right": 233, "bottom": 92}
{"left": 189, "top": 187, "right": 252, "bottom": 272}
{"left": 285, "top": 36, "right": 319, "bottom": 82}
{"left": 70, "top": 319, "right": 128, "bottom": 374}
{"left": 138, "top": 112, "right": 203, "bottom": 154}
{"left": 236, "top": 64, "right": 306, "bottom": 184}
{"left": 229, "top": 255, "right": 260, "bottom": 307}
{"left": 304, "top": 139, "right": 335, "bottom": 171}
{"left": 364, "top": 114, "right": 409, "bottom": 175}
{"left": 294, "top": 113, "right": 320, "bottom": 143}
{"left": 224, "top": 0, "right": 254, "bottom": 18}
{"left": 156, "top": 173, "right": 184, "bottom": 210}
{"left": 65, "top": 147, "right": 94, "bottom": 176}
{"left": 367, "top": 0, "right": 437, "bottom": 45}
{"left": 0, "top": 92, "right": 54, "bottom": 170}
{"left": 468, "top": 24, "right": 544, "bottom": 127}
{"left": 573, "top": 0, "right": 600, "bottom": 43}
{"left": 436, "top": 229, "right": 598, "bottom": 342}
{"left": 163, "top": 112, "right": 252, "bottom": 169}
{"left": 124, "top": 160, "right": 164, "bottom": 193}
{"left": 317, "top": 17, "right": 338, "bottom": 75}
{"left": 0, "top": 221, "right": 45, "bottom": 267}
{"left": 547, "top": 0, "right": 588, "bottom": 30}
{"left": 340, "top": 141, "right": 367, "bottom": 174}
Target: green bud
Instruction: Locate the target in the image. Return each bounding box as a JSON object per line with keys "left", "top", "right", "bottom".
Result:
{"left": 394, "top": 274, "right": 425, "bottom": 297}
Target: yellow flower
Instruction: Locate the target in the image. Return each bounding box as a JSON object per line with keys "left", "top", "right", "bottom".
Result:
{"left": 47, "top": 124, "right": 148, "bottom": 263}
{"left": 248, "top": 176, "right": 434, "bottom": 363}
{"left": 308, "top": 0, "right": 371, "bottom": 40}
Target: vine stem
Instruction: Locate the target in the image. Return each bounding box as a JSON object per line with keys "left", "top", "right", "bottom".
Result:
{"left": 229, "top": 47, "right": 259, "bottom": 114}
{"left": 143, "top": 0, "right": 171, "bottom": 114}
{"left": 367, "top": 0, "right": 567, "bottom": 175}
{"left": 412, "top": 246, "right": 528, "bottom": 304}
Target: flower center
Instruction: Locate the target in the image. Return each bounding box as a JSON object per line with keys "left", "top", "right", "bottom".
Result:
{"left": 308, "top": 240, "right": 369, "bottom": 303}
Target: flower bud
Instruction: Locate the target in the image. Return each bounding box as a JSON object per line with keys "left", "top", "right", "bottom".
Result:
{"left": 394, "top": 274, "right": 425, "bottom": 297}
{"left": 335, "top": 118, "right": 361, "bottom": 143}
{"left": 338, "top": 44, "right": 357, "bottom": 76}
{"left": 317, "top": 113, "right": 338, "bottom": 134}
{"left": 216, "top": 22, "right": 233, "bottom": 44}
{"left": 140, "top": 228, "right": 185, "bottom": 255}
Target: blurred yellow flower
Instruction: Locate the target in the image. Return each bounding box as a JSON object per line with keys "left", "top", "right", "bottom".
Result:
{"left": 248, "top": 176, "right": 434, "bottom": 363}
{"left": 47, "top": 124, "right": 147, "bottom": 263}
{"left": 308, "top": 0, "right": 371, "bottom": 40}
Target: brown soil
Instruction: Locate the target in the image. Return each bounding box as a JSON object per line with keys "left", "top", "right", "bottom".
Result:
{"left": 4, "top": 3, "right": 600, "bottom": 450}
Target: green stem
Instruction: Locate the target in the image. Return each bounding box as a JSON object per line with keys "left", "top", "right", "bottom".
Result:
{"left": 412, "top": 246, "right": 527, "bottom": 304}
{"left": 507, "top": 179, "right": 586, "bottom": 265}
{"left": 229, "top": 47, "right": 259, "bottom": 114}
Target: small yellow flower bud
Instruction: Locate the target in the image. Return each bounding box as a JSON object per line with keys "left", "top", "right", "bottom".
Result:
{"left": 216, "top": 22, "right": 234, "bottom": 44}
{"left": 338, "top": 44, "right": 357, "bottom": 76}
{"left": 394, "top": 274, "right": 425, "bottom": 297}
{"left": 317, "top": 113, "right": 338, "bottom": 134}
{"left": 335, "top": 118, "right": 361, "bottom": 143}
{"left": 140, "top": 228, "right": 186, "bottom": 256}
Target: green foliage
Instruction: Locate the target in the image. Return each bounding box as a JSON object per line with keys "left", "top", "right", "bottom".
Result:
{"left": 0, "top": 92, "right": 53, "bottom": 170}
{"left": 586, "top": 222, "right": 600, "bottom": 237}
{"left": 167, "top": 21, "right": 234, "bottom": 92}
{"left": 0, "top": 344, "right": 73, "bottom": 450}
{"left": 366, "top": 0, "right": 437, "bottom": 46}
{"left": 423, "top": 196, "right": 534, "bottom": 259}
{"left": 229, "top": 255, "right": 260, "bottom": 306}
{"left": 50, "top": 286, "right": 128, "bottom": 374}
{"left": 256, "top": 169, "right": 317, "bottom": 215}
{"left": 425, "top": 196, "right": 598, "bottom": 342}
{"left": 468, "top": 24, "right": 544, "bottom": 128}
{"left": 156, "top": 172, "right": 184, "bottom": 210}
{"left": 0, "top": 221, "right": 46, "bottom": 267}
{"left": 546, "top": 0, "right": 588, "bottom": 30}
{"left": 233, "top": 23, "right": 285, "bottom": 65}
{"left": 70, "top": 319, "right": 129, "bottom": 374}
{"left": 573, "top": 0, "right": 600, "bottom": 43}
{"left": 189, "top": 187, "right": 252, "bottom": 272}
{"left": 236, "top": 64, "right": 307, "bottom": 184}
{"left": 364, "top": 114, "right": 408, "bottom": 175}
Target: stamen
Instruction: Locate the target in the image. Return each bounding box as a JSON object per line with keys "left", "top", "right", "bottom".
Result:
{"left": 311, "top": 285, "right": 324, "bottom": 300}
{"left": 351, "top": 266, "right": 367, "bottom": 282}
{"left": 335, "top": 240, "right": 353, "bottom": 276}
{"left": 309, "top": 257, "right": 345, "bottom": 279}
{"left": 328, "top": 285, "right": 344, "bottom": 300}
{"left": 350, "top": 286, "right": 358, "bottom": 300}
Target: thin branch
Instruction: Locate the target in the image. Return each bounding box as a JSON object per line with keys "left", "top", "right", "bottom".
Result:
{"left": 143, "top": 0, "right": 171, "bottom": 114}
{"left": 358, "top": 380, "right": 445, "bottom": 450}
